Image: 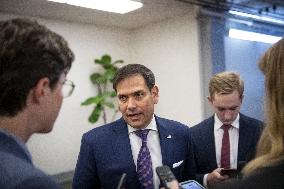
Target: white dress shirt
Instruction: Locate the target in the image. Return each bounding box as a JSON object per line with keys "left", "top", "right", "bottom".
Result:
{"left": 128, "top": 116, "right": 163, "bottom": 189}
{"left": 214, "top": 114, "right": 239, "bottom": 169}
{"left": 203, "top": 114, "right": 240, "bottom": 187}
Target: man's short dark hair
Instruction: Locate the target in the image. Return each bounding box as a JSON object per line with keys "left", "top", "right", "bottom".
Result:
{"left": 0, "top": 18, "right": 74, "bottom": 116}
{"left": 113, "top": 64, "right": 155, "bottom": 91}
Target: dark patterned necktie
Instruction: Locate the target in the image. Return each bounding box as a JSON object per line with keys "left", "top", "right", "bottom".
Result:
{"left": 135, "top": 129, "right": 154, "bottom": 189}
{"left": 221, "top": 124, "right": 231, "bottom": 169}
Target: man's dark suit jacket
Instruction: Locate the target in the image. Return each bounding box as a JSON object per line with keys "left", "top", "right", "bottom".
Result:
{"left": 73, "top": 116, "right": 195, "bottom": 189}
{"left": 0, "top": 130, "right": 59, "bottom": 189}
{"left": 190, "top": 113, "right": 263, "bottom": 185}
{"left": 212, "top": 160, "right": 284, "bottom": 189}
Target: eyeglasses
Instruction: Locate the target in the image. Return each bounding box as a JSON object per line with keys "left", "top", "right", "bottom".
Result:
{"left": 62, "top": 80, "right": 75, "bottom": 98}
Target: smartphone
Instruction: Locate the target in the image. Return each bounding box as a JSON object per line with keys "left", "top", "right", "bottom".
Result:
{"left": 180, "top": 180, "right": 204, "bottom": 189}
{"left": 156, "top": 165, "right": 178, "bottom": 189}
{"left": 220, "top": 168, "right": 238, "bottom": 178}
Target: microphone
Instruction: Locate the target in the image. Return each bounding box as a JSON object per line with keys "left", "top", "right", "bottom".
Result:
{"left": 156, "top": 165, "right": 204, "bottom": 189}
{"left": 116, "top": 173, "right": 127, "bottom": 189}
{"left": 156, "top": 165, "right": 178, "bottom": 189}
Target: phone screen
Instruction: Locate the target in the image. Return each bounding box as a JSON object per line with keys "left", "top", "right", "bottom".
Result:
{"left": 180, "top": 180, "right": 204, "bottom": 189}
{"left": 220, "top": 169, "right": 238, "bottom": 178}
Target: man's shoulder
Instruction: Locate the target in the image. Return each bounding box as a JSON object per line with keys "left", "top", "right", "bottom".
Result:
{"left": 83, "top": 118, "right": 125, "bottom": 138}
{"left": 0, "top": 151, "right": 58, "bottom": 189}
{"left": 155, "top": 116, "right": 189, "bottom": 129}
{"left": 155, "top": 116, "right": 187, "bottom": 127}
{"left": 0, "top": 151, "right": 40, "bottom": 176}
{"left": 190, "top": 116, "right": 214, "bottom": 132}
{"left": 240, "top": 113, "right": 263, "bottom": 128}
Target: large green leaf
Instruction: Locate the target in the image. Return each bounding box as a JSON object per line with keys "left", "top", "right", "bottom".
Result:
{"left": 102, "top": 91, "right": 116, "bottom": 97}
{"left": 81, "top": 95, "right": 104, "bottom": 106}
{"left": 101, "top": 55, "right": 111, "bottom": 65}
{"left": 88, "top": 105, "right": 103, "bottom": 123}
{"left": 94, "top": 59, "right": 104, "bottom": 65}
{"left": 105, "top": 68, "right": 116, "bottom": 81}
{"left": 94, "top": 54, "right": 111, "bottom": 67}
{"left": 90, "top": 73, "right": 107, "bottom": 84}
{"left": 102, "top": 101, "right": 115, "bottom": 109}
{"left": 113, "top": 60, "right": 124, "bottom": 64}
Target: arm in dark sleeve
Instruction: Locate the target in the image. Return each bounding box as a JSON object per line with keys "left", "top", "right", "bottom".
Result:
{"left": 195, "top": 173, "right": 205, "bottom": 185}
{"left": 182, "top": 128, "right": 197, "bottom": 181}
{"left": 189, "top": 130, "right": 205, "bottom": 185}
{"left": 72, "top": 135, "right": 100, "bottom": 189}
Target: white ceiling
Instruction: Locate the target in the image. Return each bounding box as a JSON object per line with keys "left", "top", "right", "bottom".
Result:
{"left": 0, "top": 0, "right": 194, "bottom": 29}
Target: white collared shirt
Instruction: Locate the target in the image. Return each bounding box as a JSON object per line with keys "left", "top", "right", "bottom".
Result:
{"left": 214, "top": 114, "right": 239, "bottom": 169}
{"left": 128, "top": 116, "right": 163, "bottom": 189}
{"left": 203, "top": 114, "right": 240, "bottom": 187}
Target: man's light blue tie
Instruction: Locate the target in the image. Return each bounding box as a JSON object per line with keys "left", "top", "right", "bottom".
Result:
{"left": 135, "top": 129, "right": 154, "bottom": 189}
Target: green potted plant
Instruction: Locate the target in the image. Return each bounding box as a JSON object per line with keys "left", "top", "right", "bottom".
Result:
{"left": 81, "top": 54, "right": 124, "bottom": 124}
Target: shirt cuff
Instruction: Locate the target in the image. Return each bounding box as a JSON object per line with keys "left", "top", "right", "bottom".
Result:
{"left": 203, "top": 174, "right": 208, "bottom": 188}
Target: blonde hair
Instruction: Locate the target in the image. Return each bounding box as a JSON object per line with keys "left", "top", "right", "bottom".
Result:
{"left": 242, "top": 38, "right": 284, "bottom": 175}
{"left": 209, "top": 71, "right": 244, "bottom": 99}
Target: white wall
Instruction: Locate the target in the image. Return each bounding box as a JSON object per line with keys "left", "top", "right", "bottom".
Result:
{"left": 131, "top": 12, "right": 203, "bottom": 126}
{"left": 0, "top": 11, "right": 203, "bottom": 175}
{"left": 0, "top": 13, "right": 133, "bottom": 174}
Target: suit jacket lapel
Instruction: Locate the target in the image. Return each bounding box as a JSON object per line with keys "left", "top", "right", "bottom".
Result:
{"left": 111, "top": 118, "right": 137, "bottom": 178}
{"left": 156, "top": 116, "right": 173, "bottom": 166}
{"left": 238, "top": 114, "right": 253, "bottom": 161}
{"left": 206, "top": 116, "right": 218, "bottom": 169}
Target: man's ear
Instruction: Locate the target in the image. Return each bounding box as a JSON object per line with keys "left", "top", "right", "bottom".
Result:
{"left": 207, "top": 96, "right": 213, "bottom": 105}
{"left": 31, "top": 77, "right": 51, "bottom": 103}
{"left": 151, "top": 85, "right": 159, "bottom": 104}
{"left": 240, "top": 95, "right": 244, "bottom": 103}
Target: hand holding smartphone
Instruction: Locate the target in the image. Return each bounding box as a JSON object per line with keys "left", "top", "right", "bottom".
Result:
{"left": 220, "top": 169, "right": 238, "bottom": 178}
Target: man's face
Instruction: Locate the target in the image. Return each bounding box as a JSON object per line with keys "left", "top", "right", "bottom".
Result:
{"left": 39, "top": 74, "right": 65, "bottom": 133}
{"left": 116, "top": 74, "right": 159, "bottom": 129}
{"left": 208, "top": 90, "right": 243, "bottom": 125}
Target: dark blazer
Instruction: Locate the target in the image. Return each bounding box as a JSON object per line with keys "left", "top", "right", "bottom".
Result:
{"left": 0, "top": 130, "right": 60, "bottom": 189}
{"left": 73, "top": 116, "right": 195, "bottom": 189}
{"left": 190, "top": 113, "right": 263, "bottom": 185}
{"left": 212, "top": 160, "right": 284, "bottom": 189}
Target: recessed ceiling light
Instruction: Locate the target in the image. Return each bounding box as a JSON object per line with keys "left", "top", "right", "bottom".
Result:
{"left": 47, "top": 0, "right": 143, "bottom": 14}
{"left": 229, "top": 10, "right": 284, "bottom": 25}
{"left": 229, "top": 28, "right": 281, "bottom": 44}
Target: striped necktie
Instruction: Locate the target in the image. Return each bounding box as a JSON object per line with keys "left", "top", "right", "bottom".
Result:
{"left": 135, "top": 129, "right": 154, "bottom": 189}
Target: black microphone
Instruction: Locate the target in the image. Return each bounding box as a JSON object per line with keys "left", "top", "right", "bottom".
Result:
{"left": 156, "top": 165, "right": 204, "bottom": 189}
{"left": 116, "top": 173, "right": 127, "bottom": 189}
{"left": 156, "top": 165, "right": 178, "bottom": 189}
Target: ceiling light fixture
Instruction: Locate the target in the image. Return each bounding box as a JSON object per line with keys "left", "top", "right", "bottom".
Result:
{"left": 229, "top": 10, "right": 284, "bottom": 26}
{"left": 229, "top": 28, "right": 281, "bottom": 44}
{"left": 47, "top": 0, "right": 143, "bottom": 14}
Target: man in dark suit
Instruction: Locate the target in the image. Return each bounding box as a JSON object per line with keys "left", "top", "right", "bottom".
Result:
{"left": 190, "top": 71, "right": 263, "bottom": 188}
{"left": 73, "top": 64, "right": 194, "bottom": 189}
{"left": 0, "top": 18, "right": 74, "bottom": 188}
